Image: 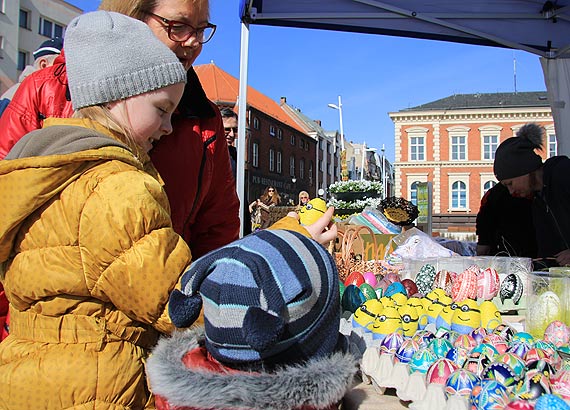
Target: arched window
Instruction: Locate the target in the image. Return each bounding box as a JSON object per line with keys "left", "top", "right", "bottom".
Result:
{"left": 451, "top": 181, "right": 467, "bottom": 209}
{"left": 410, "top": 181, "right": 421, "bottom": 205}
{"left": 483, "top": 180, "right": 496, "bottom": 194}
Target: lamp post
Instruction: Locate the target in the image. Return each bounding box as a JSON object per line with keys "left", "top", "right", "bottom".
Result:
{"left": 327, "top": 95, "right": 344, "bottom": 151}
{"left": 381, "top": 144, "right": 386, "bottom": 198}
{"left": 360, "top": 142, "right": 377, "bottom": 180}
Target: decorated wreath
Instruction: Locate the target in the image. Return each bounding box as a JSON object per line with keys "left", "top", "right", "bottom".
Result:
{"left": 379, "top": 196, "right": 419, "bottom": 226}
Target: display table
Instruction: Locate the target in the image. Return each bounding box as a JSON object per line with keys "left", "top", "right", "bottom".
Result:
{"left": 343, "top": 381, "right": 409, "bottom": 410}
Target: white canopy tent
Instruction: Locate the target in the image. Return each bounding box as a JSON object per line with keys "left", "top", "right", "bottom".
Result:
{"left": 234, "top": 0, "right": 570, "bottom": 235}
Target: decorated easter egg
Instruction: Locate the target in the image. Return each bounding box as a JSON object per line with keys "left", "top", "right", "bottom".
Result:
{"left": 504, "top": 400, "right": 535, "bottom": 410}
{"left": 528, "top": 291, "right": 564, "bottom": 339}
{"left": 454, "top": 333, "right": 477, "bottom": 350}
{"left": 482, "top": 362, "right": 519, "bottom": 387}
{"left": 401, "top": 278, "right": 418, "bottom": 297}
{"left": 480, "top": 300, "right": 502, "bottom": 332}
{"left": 362, "top": 271, "right": 377, "bottom": 287}
{"left": 383, "top": 272, "right": 400, "bottom": 284}
{"left": 451, "top": 299, "right": 481, "bottom": 334}
{"left": 525, "top": 360, "right": 555, "bottom": 379}
{"left": 470, "top": 379, "right": 510, "bottom": 410}
{"left": 507, "top": 342, "right": 532, "bottom": 360}
{"left": 477, "top": 267, "right": 500, "bottom": 300}
{"left": 465, "top": 264, "right": 481, "bottom": 275}
{"left": 493, "top": 323, "right": 516, "bottom": 342}
{"left": 339, "top": 280, "right": 346, "bottom": 300}
{"left": 427, "top": 358, "right": 459, "bottom": 385}
{"left": 341, "top": 284, "right": 366, "bottom": 313}
{"left": 380, "top": 331, "right": 404, "bottom": 354}
{"left": 550, "top": 369, "right": 570, "bottom": 401}
{"left": 429, "top": 338, "right": 453, "bottom": 358}
{"left": 535, "top": 338, "right": 558, "bottom": 355}
{"left": 524, "top": 348, "right": 549, "bottom": 366}
{"left": 397, "top": 304, "right": 419, "bottom": 337}
{"left": 513, "top": 372, "right": 551, "bottom": 401}
{"left": 415, "top": 264, "right": 437, "bottom": 296}
{"left": 451, "top": 269, "right": 478, "bottom": 302}
{"left": 371, "top": 305, "right": 402, "bottom": 341}
{"left": 433, "top": 270, "right": 454, "bottom": 295}
{"left": 352, "top": 298, "right": 383, "bottom": 330}
{"left": 446, "top": 346, "right": 469, "bottom": 367}
{"left": 413, "top": 329, "right": 435, "bottom": 348}
{"left": 512, "top": 332, "right": 535, "bottom": 345}
{"left": 410, "top": 347, "right": 438, "bottom": 374}
{"left": 375, "top": 279, "right": 390, "bottom": 298}
{"left": 385, "top": 281, "right": 406, "bottom": 298}
{"left": 497, "top": 352, "right": 527, "bottom": 379}
{"left": 471, "top": 343, "right": 499, "bottom": 361}
{"left": 463, "top": 349, "right": 492, "bottom": 376}
{"left": 395, "top": 338, "right": 420, "bottom": 364}
{"left": 344, "top": 271, "right": 365, "bottom": 287}
{"left": 482, "top": 333, "right": 508, "bottom": 354}
{"left": 545, "top": 320, "right": 570, "bottom": 347}
{"left": 359, "top": 283, "right": 378, "bottom": 301}
{"left": 535, "top": 394, "right": 570, "bottom": 410}
{"left": 445, "top": 368, "right": 480, "bottom": 398}
{"left": 469, "top": 327, "right": 488, "bottom": 344}
{"left": 500, "top": 273, "right": 524, "bottom": 305}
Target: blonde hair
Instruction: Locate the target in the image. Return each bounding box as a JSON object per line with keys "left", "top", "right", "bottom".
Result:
{"left": 72, "top": 105, "right": 145, "bottom": 160}
{"left": 98, "top": 0, "right": 210, "bottom": 22}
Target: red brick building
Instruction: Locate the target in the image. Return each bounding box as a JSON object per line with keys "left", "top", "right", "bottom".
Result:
{"left": 389, "top": 92, "right": 556, "bottom": 235}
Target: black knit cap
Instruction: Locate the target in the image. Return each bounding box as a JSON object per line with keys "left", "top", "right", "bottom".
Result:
{"left": 33, "top": 37, "right": 63, "bottom": 60}
{"left": 493, "top": 123, "right": 544, "bottom": 181}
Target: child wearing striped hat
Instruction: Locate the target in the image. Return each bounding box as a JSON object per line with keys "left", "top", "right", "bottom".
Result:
{"left": 147, "top": 222, "right": 358, "bottom": 410}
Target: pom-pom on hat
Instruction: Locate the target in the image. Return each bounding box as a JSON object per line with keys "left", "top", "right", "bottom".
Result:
{"left": 64, "top": 11, "right": 187, "bottom": 110}
{"left": 494, "top": 123, "right": 544, "bottom": 181}
{"left": 33, "top": 37, "right": 63, "bottom": 60}
{"left": 169, "top": 229, "right": 342, "bottom": 367}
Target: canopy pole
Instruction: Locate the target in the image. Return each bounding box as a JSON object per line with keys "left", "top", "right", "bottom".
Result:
{"left": 237, "top": 20, "right": 250, "bottom": 238}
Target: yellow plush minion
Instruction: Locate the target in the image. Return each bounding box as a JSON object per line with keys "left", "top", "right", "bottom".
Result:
{"left": 352, "top": 299, "right": 384, "bottom": 331}
{"left": 479, "top": 300, "right": 502, "bottom": 331}
{"left": 451, "top": 299, "right": 481, "bottom": 334}
{"left": 372, "top": 305, "right": 402, "bottom": 340}
{"left": 398, "top": 303, "right": 419, "bottom": 337}
{"left": 298, "top": 198, "right": 327, "bottom": 226}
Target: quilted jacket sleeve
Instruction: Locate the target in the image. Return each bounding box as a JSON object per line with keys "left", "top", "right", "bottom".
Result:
{"left": 79, "top": 168, "right": 191, "bottom": 334}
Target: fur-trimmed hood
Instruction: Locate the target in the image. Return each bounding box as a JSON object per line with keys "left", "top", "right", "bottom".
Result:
{"left": 147, "top": 326, "right": 359, "bottom": 410}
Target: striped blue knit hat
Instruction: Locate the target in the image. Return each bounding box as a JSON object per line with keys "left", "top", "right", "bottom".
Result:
{"left": 169, "top": 229, "right": 341, "bottom": 367}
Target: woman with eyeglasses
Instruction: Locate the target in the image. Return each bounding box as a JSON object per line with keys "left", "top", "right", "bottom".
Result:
{"left": 0, "top": 0, "right": 240, "bottom": 342}
{"left": 249, "top": 186, "right": 282, "bottom": 230}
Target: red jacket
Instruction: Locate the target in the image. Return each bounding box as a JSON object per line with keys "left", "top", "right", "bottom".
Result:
{"left": 0, "top": 52, "right": 240, "bottom": 340}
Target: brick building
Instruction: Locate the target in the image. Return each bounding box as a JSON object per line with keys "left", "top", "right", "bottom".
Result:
{"left": 389, "top": 92, "right": 556, "bottom": 235}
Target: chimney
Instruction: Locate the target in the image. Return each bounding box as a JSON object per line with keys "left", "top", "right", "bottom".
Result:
{"left": 280, "top": 96, "right": 287, "bottom": 105}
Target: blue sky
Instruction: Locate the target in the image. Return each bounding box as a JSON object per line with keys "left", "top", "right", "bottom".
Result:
{"left": 66, "top": 0, "right": 547, "bottom": 162}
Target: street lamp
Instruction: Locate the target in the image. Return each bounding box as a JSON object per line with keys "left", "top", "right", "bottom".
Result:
{"left": 360, "top": 142, "right": 377, "bottom": 180}
{"left": 381, "top": 144, "right": 386, "bottom": 197}
{"left": 327, "top": 95, "right": 344, "bottom": 151}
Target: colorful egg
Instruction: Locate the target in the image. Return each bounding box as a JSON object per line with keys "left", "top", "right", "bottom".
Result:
{"left": 500, "top": 273, "right": 524, "bottom": 305}
{"left": 433, "top": 270, "right": 454, "bottom": 295}
{"left": 507, "top": 342, "right": 532, "bottom": 360}
{"left": 504, "top": 400, "right": 535, "bottom": 410}
{"left": 545, "top": 320, "right": 570, "bottom": 347}
{"left": 526, "top": 360, "right": 555, "bottom": 379}
{"left": 401, "top": 278, "right": 418, "bottom": 297}
{"left": 550, "top": 369, "right": 570, "bottom": 401}
{"left": 362, "top": 271, "right": 377, "bottom": 287}
{"left": 446, "top": 346, "right": 469, "bottom": 367}
{"left": 344, "top": 271, "right": 365, "bottom": 287}
{"left": 341, "top": 284, "right": 366, "bottom": 313}
{"left": 451, "top": 269, "right": 478, "bottom": 302}
{"left": 383, "top": 272, "right": 400, "bottom": 284}
{"left": 429, "top": 338, "right": 453, "bottom": 358}
{"left": 524, "top": 348, "right": 549, "bottom": 366}
{"left": 535, "top": 394, "right": 570, "bottom": 410}
{"left": 470, "top": 379, "right": 510, "bottom": 410}
{"left": 528, "top": 291, "right": 564, "bottom": 339}
{"left": 463, "top": 350, "right": 492, "bottom": 376}
{"left": 339, "top": 280, "right": 346, "bottom": 300}
{"left": 454, "top": 333, "right": 477, "bottom": 350}
{"left": 477, "top": 267, "right": 500, "bottom": 300}
{"left": 480, "top": 300, "right": 502, "bottom": 332}
{"left": 395, "top": 338, "right": 420, "bottom": 364}
{"left": 469, "top": 327, "right": 488, "bottom": 344}
{"left": 513, "top": 372, "right": 551, "bottom": 401}
{"left": 410, "top": 348, "right": 438, "bottom": 374}
{"left": 493, "top": 323, "right": 516, "bottom": 342}
{"left": 482, "top": 334, "right": 508, "bottom": 354}
{"left": 445, "top": 368, "right": 480, "bottom": 398}
{"left": 375, "top": 279, "right": 390, "bottom": 298}
{"left": 497, "top": 352, "right": 526, "bottom": 379}
{"left": 482, "top": 362, "right": 519, "bottom": 387}
{"left": 465, "top": 264, "right": 481, "bottom": 275}
{"left": 413, "top": 329, "right": 435, "bottom": 348}
{"left": 359, "top": 283, "right": 378, "bottom": 300}
{"left": 426, "top": 358, "right": 459, "bottom": 385}
{"left": 380, "top": 331, "right": 404, "bottom": 354}
{"left": 512, "top": 332, "right": 535, "bottom": 345}
{"left": 385, "top": 281, "right": 407, "bottom": 298}
{"left": 415, "top": 264, "right": 437, "bottom": 296}
{"left": 471, "top": 343, "right": 499, "bottom": 361}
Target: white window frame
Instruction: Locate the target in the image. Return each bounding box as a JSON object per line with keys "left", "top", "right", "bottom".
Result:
{"left": 17, "top": 50, "right": 28, "bottom": 71}
{"left": 480, "top": 172, "right": 497, "bottom": 197}
{"left": 20, "top": 8, "right": 30, "bottom": 29}
{"left": 447, "top": 126, "right": 470, "bottom": 161}
{"left": 448, "top": 173, "right": 470, "bottom": 211}
{"left": 269, "top": 148, "right": 275, "bottom": 172}
{"left": 253, "top": 117, "right": 259, "bottom": 130}
{"left": 276, "top": 151, "right": 282, "bottom": 173}
{"left": 406, "top": 127, "right": 428, "bottom": 162}
{"left": 479, "top": 125, "right": 501, "bottom": 161}
{"left": 39, "top": 16, "right": 64, "bottom": 38}
{"left": 407, "top": 173, "right": 428, "bottom": 205}
{"left": 277, "top": 128, "right": 283, "bottom": 140}
{"left": 546, "top": 125, "right": 557, "bottom": 157}
{"left": 252, "top": 142, "right": 259, "bottom": 167}
{"left": 269, "top": 125, "right": 276, "bottom": 137}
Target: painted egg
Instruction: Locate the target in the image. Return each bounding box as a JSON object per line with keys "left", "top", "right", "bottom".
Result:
{"left": 385, "top": 281, "right": 407, "bottom": 298}
{"left": 426, "top": 358, "right": 459, "bottom": 385}
{"left": 433, "top": 270, "right": 454, "bottom": 295}
{"left": 477, "top": 267, "right": 500, "bottom": 300}
{"left": 395, "top": 338, "right": 420, "bottom": 364}
{"left": 359, "top": 283, "right": 378, "bottom": 300}
{"left": 352, "top": 298, "right": 383, "bottom": 330}
{"left": 446, "top": 346, "right": 469, "bottom": 367}
{"left": 428, "top": 338, "right": 453, "bottom": 358}
{"left": 413, "top": 329, "right": 435, "bottom": 348}
{"left": 535, "top": 339, "right": 557, "bottom": 356}
{"left": 507, "top": 342, "right": 532, "bottom": 360}
{"left": 410, "top": 348, "right": 438, "bottom": 374}
{"left": 545, "top": 320, "right": 570, "bottom": 347}
{"left": 463, "top": 350, "right": 492, "bottom": 377}
{"left": 482, "top": 334, "right": 509, "bottom": 355}
{"left": 526, "top": 360, "right": 555, "bottom": 379}
{"left": 383, "top": 272, "right": 400, "bottom": 284}
{"left": 362, "top": 271, "right": 377, "bottom": 287}
{"left": 497, "top": 352, "right": 527, "bottom": 379}
{"left": 524, "top": 348, "right": 549, "bottom": 365}
{"left": 493, "top": 323, "right": 516, "bottom": 342}
{"left": 550, "top": 369, "right": 570, "bottom": 401}
{"left": 480, "top": 300, "right": 502, "bottom": 332}
{"left": 339, "top": 280, "right": 346, "bottom": 300}
{"left": 512, "top": 332, "right": 535, "bottom": 345}
{"left": 415, "top": 264, "right": 437, "bottom": 296}
{"left": 451, "top": 270, "right": 478, "bottom": 302}
{"left": 535, "top": 394, "right": 570, "bottom": 410}
{"left": 482, "top": 362, "right": 519, "bottom": 387}
{"left": 513, "top": 372, "right": 551, "bottom": 401}
{"left": 469, "top": 327, "right": 488, "bottom": 344}
{"left": 500, "top": 273, "right": 524, "bottom": 305}
{"left": 445, "top": 368, "right": 480, "bottom": 398}
{"left": 465, "top": 264, "right": 481, "bottom": 275}
{"left": 344, "top": 271, "right": 365, "bottom": 287}
{"left": 528, "top": 291, "right": 564, "bottom": 339}
{"left": 471, "top": 343, "right": 499, "bottom": 361}
{"left": 341, "top": 284, "right": 366, "bottom": 313}
{"left": 380, "top": 331, "right": 404, "bottom": 354}
{"left": 504, "top": 400, "right": 535, "bottom": 410}
{"left": 470, "top": 379, "right": 510, "bottom": 410}
{"left": 454, "top": 334, "right": 477, "bottom": 350}
{"left": 401, "top": 278, "right": 418, "bottom": 297}
{"left": 375, "top": 279, "right": 390, "bottom": 298}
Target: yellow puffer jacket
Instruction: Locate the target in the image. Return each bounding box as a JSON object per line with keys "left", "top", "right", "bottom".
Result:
{"left": 0, "top": 119, "right": 192, "bottom": 409}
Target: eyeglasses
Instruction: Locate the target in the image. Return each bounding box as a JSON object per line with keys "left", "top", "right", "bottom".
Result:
{"left": 224, "top": 127, "right": 238, "bottom": 134}
{"left": 268, "top": 189, "right": 275, "bottom": 192}
{"left": 147, "top": 12, "right": 217, "bottom": 44}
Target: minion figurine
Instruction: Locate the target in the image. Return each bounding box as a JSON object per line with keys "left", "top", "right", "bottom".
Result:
{"left": 407, "top": 297, "right": 428, "bottom": 330}
{"left": 451, "top": 299, "right": 481, "bottom": 334}
{"left": 436, "top": 302, "right": 457, "bottom": 331}
{"left": 479, "top": 300, "right": 502, "bottom": 332}
{"left": 352, "top": 299, "right": 384, "bottom": 332}
{"left": 371, "top": 305, "right": 402, "bottom": 341}
{"left": 398, "top": 303, "right": 419, "bottom": 337}
{"left": 298, "top": 198, "right": 327, "bottom": 226}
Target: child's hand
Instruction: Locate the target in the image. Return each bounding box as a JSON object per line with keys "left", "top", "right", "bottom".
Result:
{"left": 289, "top": 207, "right": 337, "bottom": 245}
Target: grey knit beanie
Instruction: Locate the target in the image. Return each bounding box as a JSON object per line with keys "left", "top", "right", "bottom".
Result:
{"left": 65, "top": 11, "right": 187, "bottom": 110}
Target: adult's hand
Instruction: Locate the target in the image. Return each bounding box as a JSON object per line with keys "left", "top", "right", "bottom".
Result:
{"left": 288, "top": 207, "right": 337, "bottom": 245}
{"left": 555, "top": 249, "right": 570, "bottom": 266}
